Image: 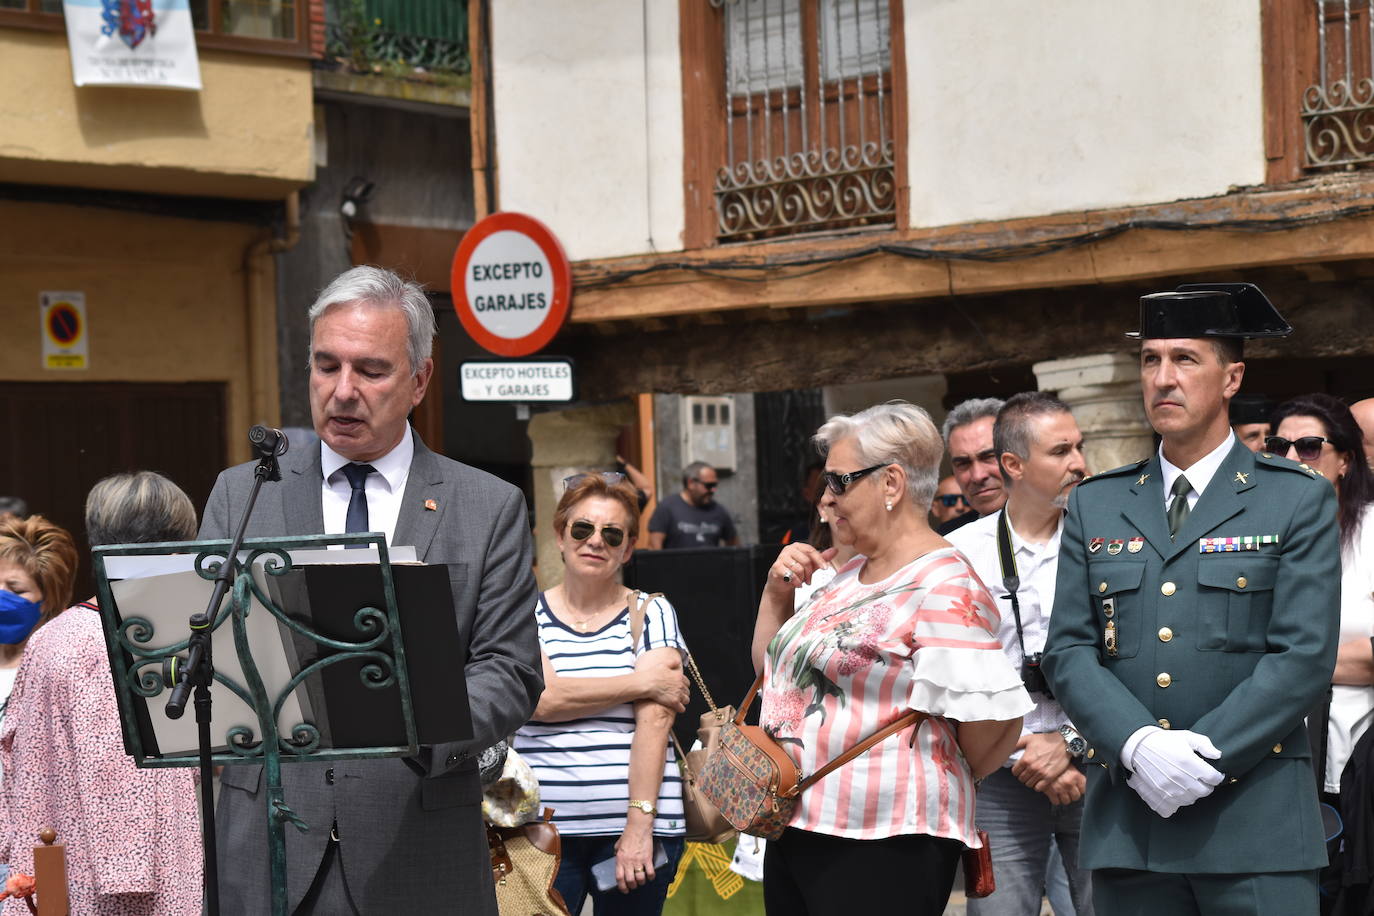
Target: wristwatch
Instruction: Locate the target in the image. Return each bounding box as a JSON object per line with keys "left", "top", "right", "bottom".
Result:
{"left": 627, "top": 799, "right": 658, "bottom": 818}
{"left": 1059, "top": 724, "right": 1087, "bottom": 758}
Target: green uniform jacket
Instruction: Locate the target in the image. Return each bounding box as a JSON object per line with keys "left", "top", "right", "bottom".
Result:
{"left": 1043, "top": 436, "right": 1340, "bottom": 874}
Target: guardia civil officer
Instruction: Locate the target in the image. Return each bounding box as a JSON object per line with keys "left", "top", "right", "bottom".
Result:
{"left": 1042, "top": 283, "right": 1341, "bottom": 915}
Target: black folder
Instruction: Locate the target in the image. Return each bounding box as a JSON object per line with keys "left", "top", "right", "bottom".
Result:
{"left": 266, "top": 562, "right": 471, "bottom": 749}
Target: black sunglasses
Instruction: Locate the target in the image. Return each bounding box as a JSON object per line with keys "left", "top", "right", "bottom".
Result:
{"left": 563, "top": 471, "right": 626, "bottom": 490}
{"left": 821, "top": 464, "right": 887, "bottom": 496}
{"left": 691, "top": 477, "right": 719, "bottom": 490}
{"left": 936, "top": 494, "right": 970, "bottom": 508}
{"left": 1264, "top": 436, "right": 1329, "bottom": 463}
{"left": 568, "top": 520, "right": 626, "bottom": 548}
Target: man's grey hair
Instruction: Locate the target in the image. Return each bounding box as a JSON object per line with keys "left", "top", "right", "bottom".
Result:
{"left": 0, "top": 497, "right": 27, "bottom": 518}
{"left": 86, "top": 471, "right": 198, "bottom": 547}
{"left": 682, "top": 461, "right": 713, "bottom": 487}
{"left": 993, "top": 392, "right": 1074, "bottom": 489}
{"left": 307, "top": 265, "right": 436, "bottom": 375}
{"left": 941, "top": 397, "right": 1006, "bottom": 445}
{"left": 814, "top": 401, "right": 942, "bottom": 510}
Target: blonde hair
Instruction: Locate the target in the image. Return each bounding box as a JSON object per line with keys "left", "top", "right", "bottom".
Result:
{"left": 0, "top": 515, "right": 77, "bottom": 624}
{"left": 814, "top": 401, "right": 943, "bottom": 509}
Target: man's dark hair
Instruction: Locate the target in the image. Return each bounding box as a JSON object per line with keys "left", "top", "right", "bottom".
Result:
{"left": 1210, "top": 337, "right": 1244, "bottom": 365}
{"left": 682, "top": 460, "right": 713, "bottom": 488}
{"left": 994, "top": 392, "right": 1074, "bottom": 489}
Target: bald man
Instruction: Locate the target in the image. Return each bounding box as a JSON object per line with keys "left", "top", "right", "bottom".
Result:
{"left": 1351, "top": 398, "right": 1374, "bottom": 467}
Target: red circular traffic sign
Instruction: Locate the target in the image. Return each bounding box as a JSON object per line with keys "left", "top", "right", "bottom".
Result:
{"left": 451, "top": 212, "right": 572, "bottom": 357}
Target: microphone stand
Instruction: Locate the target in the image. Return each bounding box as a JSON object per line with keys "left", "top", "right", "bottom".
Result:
{"left": 165, "top": 429, "right": 284, "bottom": 916}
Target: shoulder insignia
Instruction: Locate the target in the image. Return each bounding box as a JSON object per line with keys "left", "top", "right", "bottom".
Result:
{"left": 1253, "top": 451, "right": 1327, "bottom": 479}
{"left": 1234, "top": 471, "right": 1248, "bottom": 484}
{"left": 1080, "top": 459, "right": 1149, "bottom": 485}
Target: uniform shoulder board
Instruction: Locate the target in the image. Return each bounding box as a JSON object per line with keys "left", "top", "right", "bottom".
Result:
{"left": 1253, "top": 451, "right": 1325, "bottom": 479}
{"left": 1079, "top": 459, "right": 1149, "bottom": 485}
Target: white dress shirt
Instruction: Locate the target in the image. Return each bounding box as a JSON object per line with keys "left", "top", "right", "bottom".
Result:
{"left": 947, "top": 506, "right": 1072, "bottom": 762}
{"left": 1158, "top": 433, "right": 1235, "bottom": 512}
{"left": 320, "top": 429, "right": 414, "bottom": 546}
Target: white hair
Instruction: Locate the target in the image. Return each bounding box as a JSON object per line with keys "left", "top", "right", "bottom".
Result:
{"left": 307, "top": 265, "right": 436, "bottom": 374}
{"left": 814, "top": 401, "right": 942, "bottom": 509}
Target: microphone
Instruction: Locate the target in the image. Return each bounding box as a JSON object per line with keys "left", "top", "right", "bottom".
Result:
{"left": 248, "top": 425, "right": 289, "bottom": 458}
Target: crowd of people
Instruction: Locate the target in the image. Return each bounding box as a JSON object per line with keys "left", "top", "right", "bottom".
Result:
{"left": 0, "top": 268, "right": 1370, "bottom": 916}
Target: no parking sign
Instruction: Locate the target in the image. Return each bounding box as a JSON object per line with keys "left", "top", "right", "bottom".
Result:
{"left": 40, "top": 291, "right": 88, "bottom": 370}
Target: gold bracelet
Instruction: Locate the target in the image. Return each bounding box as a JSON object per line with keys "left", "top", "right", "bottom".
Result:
{"left": 627, "top": 799, "right": 657, "bottom": 817}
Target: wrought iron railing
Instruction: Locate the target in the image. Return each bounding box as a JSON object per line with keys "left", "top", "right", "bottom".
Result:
{"left": 1303, "top": 0, "right": 1374, "bottom": 168}
{"left": 326, "top": 0, "right": 469, "bottom": 75}
{"left": 712, "top": 0, "right": 895, "bottom": 242}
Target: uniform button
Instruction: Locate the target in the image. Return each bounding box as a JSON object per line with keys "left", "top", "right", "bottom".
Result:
{"left": 1161, "top": 582, "right": 1176, "bottom": 597}
{"left": 1229, "top": 777, "right": 1240, "bottom": 784}
{"left": 1098, "top": 582, "right": 1108, "bottom": 594}
{"left": 1273, "top": 743, "right": 1283, "bottom": 754}
{"left": 1236, "top": 576, "right": 1248, "bottom": 589}
{"left": 1158, "top": 627, "right": 1173, "bottom": 642}
{"left": 325, "top": 767, "right": 335, "bottom": 785}
{"left": 1158, "top": 718, "right": 1171, "bottom": 729}
{"left": 1156, "top": 672, "right": 1172, "bottom": 688}
{"left": 1086, "top": 748, "right": 1095, "bottom": 759}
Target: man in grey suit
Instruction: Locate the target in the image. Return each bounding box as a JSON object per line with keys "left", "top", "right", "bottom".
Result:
{"left": 200, "top": 265, "right": 542, "bottom": 915}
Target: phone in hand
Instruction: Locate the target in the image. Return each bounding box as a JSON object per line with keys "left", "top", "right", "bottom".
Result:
{"left": 591, "top": 840, "right": 669, "bottom": 892}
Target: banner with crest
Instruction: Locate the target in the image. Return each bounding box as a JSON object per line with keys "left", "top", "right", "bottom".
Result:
{"left": 62, "top": 0, "right": 201, "bottom": 89}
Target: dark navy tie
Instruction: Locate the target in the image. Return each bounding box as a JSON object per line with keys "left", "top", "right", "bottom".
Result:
{"left": 342, "top": 463, "right": 376, "bottom": 547}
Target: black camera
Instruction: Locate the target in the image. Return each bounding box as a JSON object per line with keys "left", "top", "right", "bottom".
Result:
{"left": 1021, "top": 653, "right": 1054, "bottom": 698}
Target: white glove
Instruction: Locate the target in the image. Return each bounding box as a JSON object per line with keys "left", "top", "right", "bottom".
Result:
{"left": 1123, "top": 727, "right": 1224, "bottom": 818}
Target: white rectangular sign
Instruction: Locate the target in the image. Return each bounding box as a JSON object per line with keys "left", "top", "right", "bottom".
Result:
{"left": 63, "top": 0, "right": 202, "bottom": 90}
{"left": 460, "top": 360, "right": 575, "bottom": 402}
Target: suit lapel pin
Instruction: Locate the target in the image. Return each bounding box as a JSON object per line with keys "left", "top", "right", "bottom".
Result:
{"left": 1089, "top": 537, "right": 1105, "bottom": 553}
{"left": 1136, "top": 473, "right": 1150, "bottom": 486}
{"left": 424, "top": 498, "right": 438, "bottom": 511}
{"left": 1127, "top": 537, "right": 1144, "bottom": 553}
{"left": 1234, "top": 471, "right": 1249, "bottom": 484}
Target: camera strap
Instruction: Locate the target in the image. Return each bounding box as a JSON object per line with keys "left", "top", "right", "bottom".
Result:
{"left": 995, "top": 508, "right": 1029, "bottom": 658}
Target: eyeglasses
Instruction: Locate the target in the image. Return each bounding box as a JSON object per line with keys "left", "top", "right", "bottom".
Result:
{"left": 563, "top": 471, "right": 626, "bottom": 490}
{"left": 1264, "top": 436, "right": 1330, "bottom": 463}
{"left": 936, "top": 494, "right": 970, "bottom": 508}
{"left": 821, "top": 464, "right": 888, "bottom": 496}
{"left": 691, "top": 477, "right": 719, "bottom": 491}
{"left": 568, "top": 520, "right": 626, "bottom": 548}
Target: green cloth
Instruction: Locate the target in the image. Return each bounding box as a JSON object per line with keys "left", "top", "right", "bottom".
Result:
{"left": 662, "top": 840, "right": 764, "bottom": 916}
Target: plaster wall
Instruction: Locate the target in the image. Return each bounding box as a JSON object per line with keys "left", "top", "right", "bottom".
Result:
{"left": 0, "top": 31, "right": 315, "bottom": 198}
{"left": 905, "top": 0, "right": 1266, "bottom": 226}
{"left": 0, "top": 199, "right": 270, "bottom": 464}
{"left": 491, "top": 0, "right": 685, "bottom": 260}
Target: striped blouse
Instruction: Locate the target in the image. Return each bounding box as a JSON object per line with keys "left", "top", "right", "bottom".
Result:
{"left": 515, "top": 591, "right": 688, "bottom": 837}
{"left": 761, "top": 549, "right": 1032, "bottom": 843}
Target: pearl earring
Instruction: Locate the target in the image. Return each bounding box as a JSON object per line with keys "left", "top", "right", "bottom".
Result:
{"left": 885, "top": 501, "right": 893, "bottom": 512}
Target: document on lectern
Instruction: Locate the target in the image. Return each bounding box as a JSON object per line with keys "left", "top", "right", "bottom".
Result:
{"left": 102, "top": 546, "right": 419, "bottom": 758}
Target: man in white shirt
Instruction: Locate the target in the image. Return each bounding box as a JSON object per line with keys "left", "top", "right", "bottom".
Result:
{"left": 1043, "top": 283, "right": 1340, "bottom": 915}
{"left": 949, "top": 392, "right": 1092, "bottom": 916}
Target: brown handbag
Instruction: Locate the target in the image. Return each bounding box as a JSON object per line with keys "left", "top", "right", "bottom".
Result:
{"left": 962, "top": 828, "right": 995, "bottom": 898}
{"left": 627, "top": 592, "right": 738, "bottom": 843}
{"left": 487, "top": 807, "right": 571, "bottom": 916}
{"left": 697, "top": 672, "right": 924, "bottom": 840}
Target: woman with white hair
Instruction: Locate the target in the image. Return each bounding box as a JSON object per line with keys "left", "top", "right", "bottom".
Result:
{"left": 751, "top": 401, "right": 1033, "bottom": 916}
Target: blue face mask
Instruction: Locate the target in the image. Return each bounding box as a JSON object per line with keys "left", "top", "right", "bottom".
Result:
{"left": 0, "top": 590, "right": 42, "bottom": 645}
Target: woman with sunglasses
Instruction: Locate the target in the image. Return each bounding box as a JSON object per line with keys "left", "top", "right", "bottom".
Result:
{"left": 514, "top": 472, "right": 690, "bottom": 915}
{"left": 1269, "top": 397, "right": 1374, "bottom": 807}
{"left": 750, "top": 401, "right": 1032, "bottom": 916}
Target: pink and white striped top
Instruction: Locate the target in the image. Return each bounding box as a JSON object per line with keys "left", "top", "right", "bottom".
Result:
{"left": 761, "top": 548, "right": 1032, "bottom": 843}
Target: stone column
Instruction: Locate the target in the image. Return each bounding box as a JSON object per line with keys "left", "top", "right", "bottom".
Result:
{"left": 1034, "top": 353, "right": 1154, "bottom": 475}
{"left": 526, "top": 401, "right": 637, "bottom": 590}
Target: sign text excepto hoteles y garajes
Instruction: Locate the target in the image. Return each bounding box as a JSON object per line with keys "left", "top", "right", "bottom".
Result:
{"left": 459, "top": 360, "right": 575, "bottom": 402}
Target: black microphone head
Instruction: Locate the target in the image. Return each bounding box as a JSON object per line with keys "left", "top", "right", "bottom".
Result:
{"left": 248, "top": 425, "right": 289, "bottom": 457}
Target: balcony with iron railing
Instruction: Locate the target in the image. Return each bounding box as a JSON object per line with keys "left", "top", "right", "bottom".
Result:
{"left": 323, "top": 0, "right": 468, "bottom": 83}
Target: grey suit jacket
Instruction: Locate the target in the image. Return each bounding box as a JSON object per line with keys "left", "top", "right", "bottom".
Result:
{"left": 200, "top": 430, "right": 541, "bottom": 915}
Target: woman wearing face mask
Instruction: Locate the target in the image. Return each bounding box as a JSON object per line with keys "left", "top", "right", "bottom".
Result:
{"left": 514, "top": 472, "right": 691, "bottom": 916}
{"left": 0, "top": 472, "right": 202, "bottom": 915}
{"left": 0, "top": 515, "right": 77, "bottom": 737}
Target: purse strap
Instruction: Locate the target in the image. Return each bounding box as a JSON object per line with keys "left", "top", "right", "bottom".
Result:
{"left": 733, "top": 671, "right": 927, "bottom": 793}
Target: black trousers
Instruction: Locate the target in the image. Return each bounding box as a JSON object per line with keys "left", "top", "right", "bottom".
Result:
{"left": 763, "top": 826, "right": 963, "bottom": 916}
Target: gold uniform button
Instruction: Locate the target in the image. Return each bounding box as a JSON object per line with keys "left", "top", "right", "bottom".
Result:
{"left": 1273, "top": 743, "right": 1283, "bottom": 754}
{"left": 1158, "top": 718, "right": 1171, "bottom": 729}
{"left": 1086, "top": 748, "right": 1095, "bottom": 759}
{"left": 1236, "top": 576, "right": 1248, "bottom": 589}
{"left": 1229, "top": 777, "right": 1240, "bottom": 784}
{"left": 1161, "top": 582, "right": 1176, "bottom": 597}
{"left": 1158, "top": 627, "right": 1173, "bottom": 642}
{"left": 1156, "top": 672, "right": 1172, "bottom": 688}
{"left": 1098, "top": 582, "right": 1108, "bottom": 594}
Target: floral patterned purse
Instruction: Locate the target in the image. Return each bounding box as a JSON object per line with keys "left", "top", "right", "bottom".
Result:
{"left": 698, "top": 672, "right": 924, "bottom": 840}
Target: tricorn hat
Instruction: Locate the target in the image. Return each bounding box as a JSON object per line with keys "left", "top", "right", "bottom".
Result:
{"left": 1126, "top": 282, "right": 1292, "bottom": 340}
{"left": 1229, "top": 394, "right": 1274, "bottom": 427}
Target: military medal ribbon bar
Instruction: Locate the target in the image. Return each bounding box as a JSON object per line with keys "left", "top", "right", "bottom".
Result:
{"left": 1198, "top": 535, "right": 1279, "bottom": 553}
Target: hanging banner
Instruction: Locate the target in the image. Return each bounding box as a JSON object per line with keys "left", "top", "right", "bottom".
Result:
{"left": 62, "top": 0, "right": 203, "bottom": 90}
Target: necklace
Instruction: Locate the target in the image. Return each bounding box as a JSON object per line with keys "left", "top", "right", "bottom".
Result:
{"left": 564, "top": 588, "right": 631, "bottom": 633}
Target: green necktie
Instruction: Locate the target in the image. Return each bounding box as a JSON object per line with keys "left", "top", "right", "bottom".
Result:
{"left": 1168, "top": 474, "right": 1192, "bottom": 538}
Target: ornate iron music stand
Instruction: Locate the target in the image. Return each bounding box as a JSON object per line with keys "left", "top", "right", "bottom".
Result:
{"left": 92, "top": 533, "right": 418, "bottom": 916}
